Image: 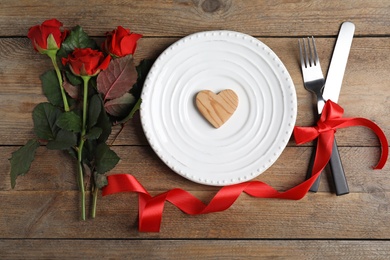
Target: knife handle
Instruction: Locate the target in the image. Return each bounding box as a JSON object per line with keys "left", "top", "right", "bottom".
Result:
{"left": 305, "top": 137, "right": 349, "bottom": 195}
{"left": 329, "top": 138, "right": 349, "bottom": 195}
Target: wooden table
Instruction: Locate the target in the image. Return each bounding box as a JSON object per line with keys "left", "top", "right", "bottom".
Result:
{"left": 1, "top": 0, "right": 390, "bottom": 258}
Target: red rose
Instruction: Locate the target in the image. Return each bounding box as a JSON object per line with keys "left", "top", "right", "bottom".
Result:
{"left": 62, "top": 48, "right": 111, "bottom": 77}
{"left": 27, "top": 19, "right": 68, "bottom": 54}
{"left": 102, "top": 26, "right": 142, "bottom": 57}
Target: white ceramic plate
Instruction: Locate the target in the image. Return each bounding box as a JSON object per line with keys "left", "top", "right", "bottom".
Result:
{"left": 141, "top": 30, "right": 297, "bottom": 186}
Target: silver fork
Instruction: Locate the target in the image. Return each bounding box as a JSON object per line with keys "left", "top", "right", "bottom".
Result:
{"left": 299, "top": 37, "right": 325, "bottom": 113}
{"left": 298, "top": 37, "right": 349, "bottom": 195}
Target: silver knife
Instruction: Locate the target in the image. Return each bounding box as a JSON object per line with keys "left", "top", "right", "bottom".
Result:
{"left": 307, "top": 21, "right": 355, "bottom": 195}
{"left": 323, "top": 22, "right": 355, "bottom": 104}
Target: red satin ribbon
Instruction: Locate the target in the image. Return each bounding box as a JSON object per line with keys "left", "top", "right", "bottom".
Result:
{"left": 102, "top": 100, "right": 388, "bottom": 232}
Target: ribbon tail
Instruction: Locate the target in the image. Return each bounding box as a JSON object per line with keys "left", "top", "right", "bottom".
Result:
{"left": 101, "top": 109, "right": 388, "bottom": 233}
{"left": 139, "top": 192, "right": 169, "bottom": 232}
{"left": 102, "top": 174, "right": 150, "bottom": 197}
{"left": 102, "top": 129, "right": 336, "bottom": 232}
{"left": 328, "top": 117, "right": 388, "bottom": 169}
{"left": 313, "top": 131, "right": 334, "bottom": 174}
{"left": 271, "top": 131, "right": 334, "bottom": 200}
{"left": 102, "top": 174, "right": 155, "bottom": 231}
{"left": 201, "top": 182, "right": 257, "bottom": 213}
{"left": 361, "top": 118, "right": 388, "bottom": 169}
{"left": 276, "top": 133, "right": 334, "bottom": 200}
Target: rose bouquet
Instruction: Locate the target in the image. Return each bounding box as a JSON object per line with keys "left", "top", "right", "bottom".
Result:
{"left": 9, "top": 19, "right": 152, "bottom": 219}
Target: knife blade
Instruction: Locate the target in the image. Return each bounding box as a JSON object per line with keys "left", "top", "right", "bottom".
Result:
{"left": 323, "top": 21, "right": 355, "bottom": 103}
{"left": 306, "top": 21, "right": 355, "bottom": 195}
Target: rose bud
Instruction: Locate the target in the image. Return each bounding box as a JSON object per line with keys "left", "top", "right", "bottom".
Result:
{"left": 102, "top": 26, "right": 142, "bottom": 57}
{"left": 27, "top": 18, "right": 68, "bottom": 54}
{"left": 62, "top": 48, "right": 111, "bottom": 77}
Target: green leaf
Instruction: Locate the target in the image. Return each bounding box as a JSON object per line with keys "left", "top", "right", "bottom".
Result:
{"left": 84, "top": 139, "right": 97, "bottom": 167}
{"left": 58, "top": 111, "right": 81, "bottom": 130}
{"left": 88, "top": 94, "right": 102, "bottom": 129}
{"left": 132, "top": 59, "right": 154, "bottom": 99}
{"left": 117, "top": 97, "right": 142, "bottom": 124}
{"left": 96, "top": 106, "right": 112, "bottom": 143}
{"left": 56, "top": 111, "right": 82, "bottom": 133}
{"left": 40, "top": 70, "right": 63, "bottom": 106}
{"left": 46, "top": 129, "right": 77, "bottom": 150}
{"left": 86, "top": 127, "right": 102, "bottom": 140}
{"left": 9, "top": 139, "right": 40, "bottom": 188}
{"left": 33, "top": 103, "right": 62, "bottom": 140}
{"left": 89, "top": 76, "right": 97, "bottom": 89}
{"left": 65, "top": 70, "right": 82, "bottom": 86}
{"left": 94, "top": 172, "right": 108, "bottom": 189}
{"left": 95, "top": 143, "right": 119, "bottom": 174}
{"left": 66, "top": 147, "right": 78, "bottom": 160}
{"left": 58, "top": 25, "right": 97, "bottom": 59}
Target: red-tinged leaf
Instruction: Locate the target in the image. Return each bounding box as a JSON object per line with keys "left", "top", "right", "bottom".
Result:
{"left": 63, "top": 74, "right": 80, "bottom": 99}
{"left": 104, "top": 93, "right": 135, "bottom": 117}
{"left": 96, "top": 55, "right": 137, "bottom": 101}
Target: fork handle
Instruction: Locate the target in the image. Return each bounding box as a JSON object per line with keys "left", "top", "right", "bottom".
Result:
{"left": 306, "top": 137, "right": 349, "bottom": 195}
{"left": 305, "top": 139, "right": 321, "bottom": 192}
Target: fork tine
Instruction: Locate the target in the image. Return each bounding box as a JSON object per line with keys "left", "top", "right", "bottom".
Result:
{"left": 298, "top": 39, "right": 305, "bottom": 68}
{"left": 311, "top": 36, "right": 319, "bottom": 66}
{"left": 299, "top": 36, "right": 325, "bottom": 92}
{"left": 299, "top": 36, "right": 321, "bottom": 68}
{"left": 306, "top": 37, "right": 312, "bottom": 66}
{"left": 299, "top": 38, "right": 310, "bottom": 68}
{"left": 303, "top": 38, "right": 310, "bottom": 67}
{"left": 313, "top": 37, "right": 320, "bottom": 65}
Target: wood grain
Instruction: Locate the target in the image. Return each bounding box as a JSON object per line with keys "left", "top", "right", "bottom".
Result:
{"left": 0, "top": 0, "right": 389, "bottom": 37}
{"left": 0, "top": 38, "right": 388, "bottom": 146}
{"left": 1, "top": 1, "right": 390, "bottom": 258}
{"left": 1, "top": 190, "right": 390, "bottom": 239}
{"left": 2, "top": 146, "right": 387, "bottom": 193}
{"left": 196, "top": 89, "right": 239, "bottom": 128}
{"left": 1, "top": 240, "right": 390, "bottom": 259}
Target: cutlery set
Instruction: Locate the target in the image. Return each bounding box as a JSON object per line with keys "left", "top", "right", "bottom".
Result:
{"left": 299, "top": 22, "right": 355, "bottom": 195}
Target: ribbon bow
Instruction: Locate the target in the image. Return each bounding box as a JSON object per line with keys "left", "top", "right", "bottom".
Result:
{"left": 294, "top": 100, "right": 388, "bottom": 170}
{"left": 102, "top": 100, "right": 388, "bottom": 232}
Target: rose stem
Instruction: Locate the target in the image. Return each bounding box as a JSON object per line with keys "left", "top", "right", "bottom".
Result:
{"left": 47, "top": 51, "right": 70, "bottom": 112}
{"left": 91, "top": 184, "right": 98, "bottom": 219}
{"left": 77, "top": 76, "right": 91, "bottom": 221}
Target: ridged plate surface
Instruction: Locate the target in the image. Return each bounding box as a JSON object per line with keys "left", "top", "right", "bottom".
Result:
{"left": 141, "top": 30, "right": 297, "bottom": 186}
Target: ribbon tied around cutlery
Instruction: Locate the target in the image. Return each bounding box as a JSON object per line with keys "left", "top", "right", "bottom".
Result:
{"left": 294, "top": 100, "right": 388, "bottom": 170}
{"left": 102, "top": 100, "right": 388, "bottom": 232}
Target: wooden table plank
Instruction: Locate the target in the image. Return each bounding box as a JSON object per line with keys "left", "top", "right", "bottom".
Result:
{"left": 0, "top": 38, "right": 388, "bottom": 146}
{"left": 3, "top": 37, "right": 390, "bottom": 95}
{"left": 1, "top": 239, "right": 390, "bottom": 259}
{"left": 1, "top": 189, "right": 390, "bottom": 239}
{"left": 0, "top": 93, "right": 384, "bottom": 146}
{"left": 1, "top": 0, "right": 390, "bottom": 257}
{"left": 0, "top": 0, "right": 389, "bottom": 37}
{"left": 1, "top": 146, "right": 387, "bottom": 193}
{"left": 1, "top": 146, "right": 388, "bottom": 239}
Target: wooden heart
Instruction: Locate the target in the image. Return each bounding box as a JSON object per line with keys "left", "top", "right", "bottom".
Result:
{"left": 195, "top": 89, "right": 239, "bottom": 128}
